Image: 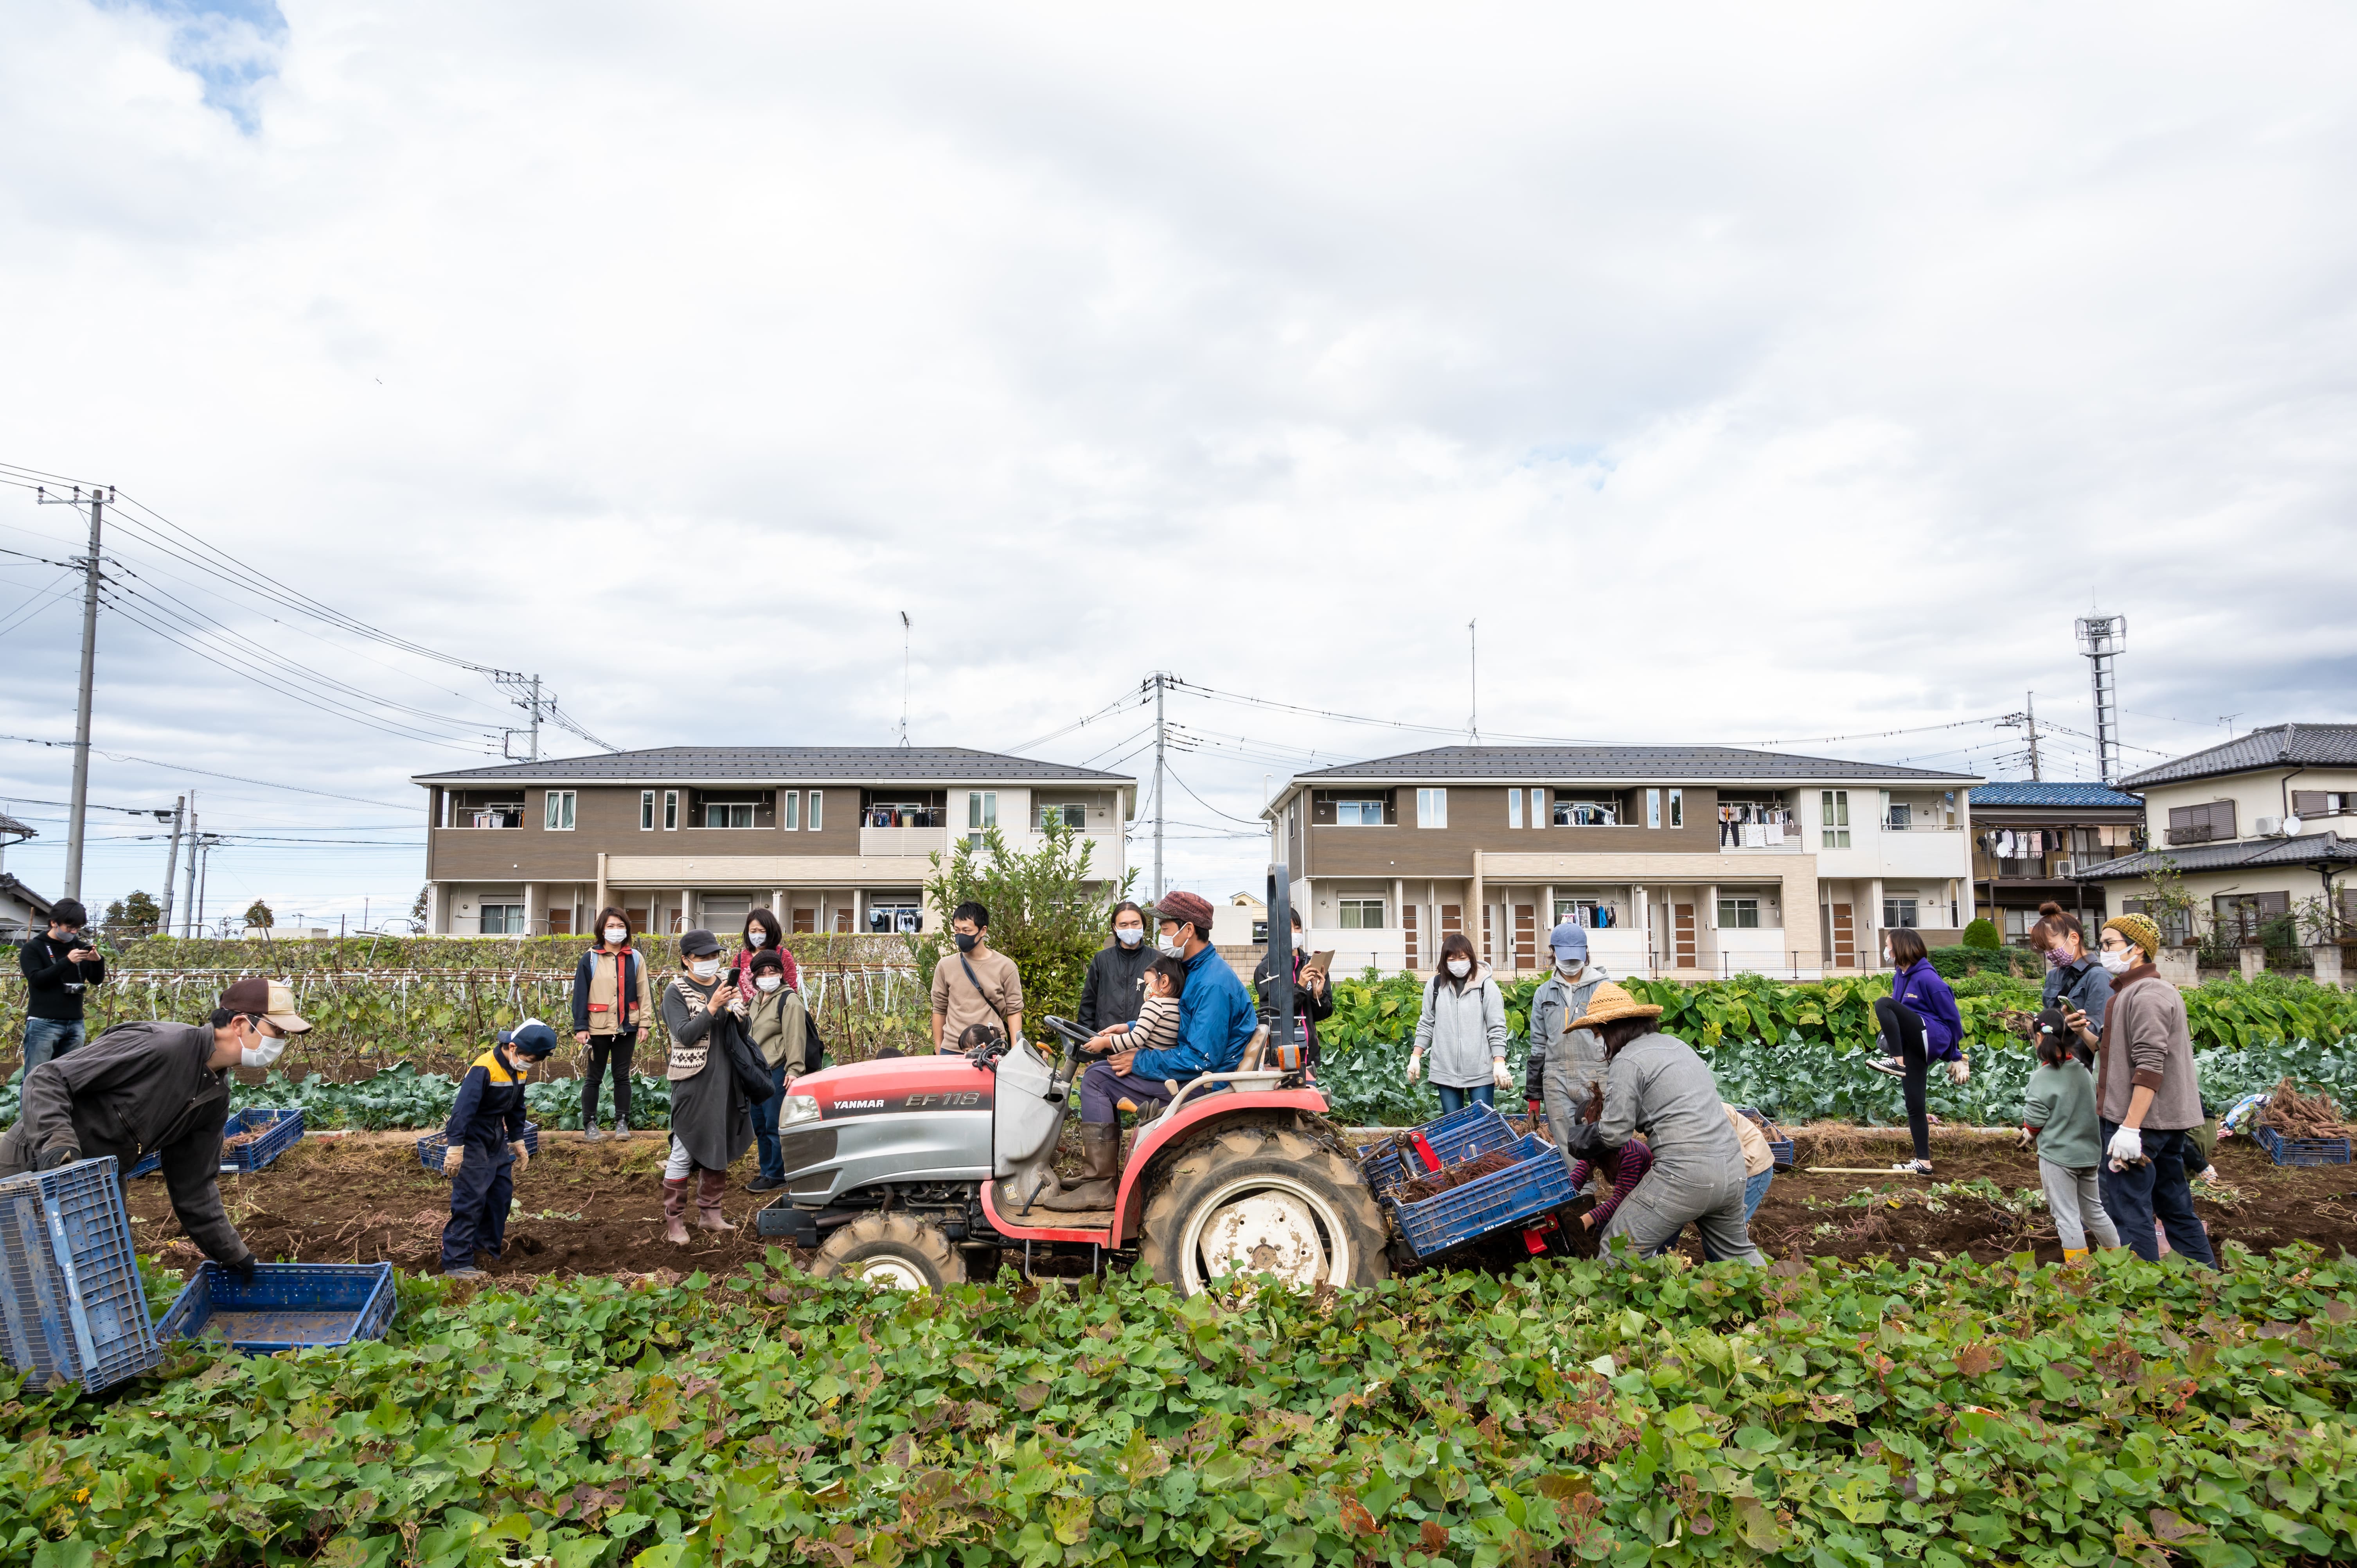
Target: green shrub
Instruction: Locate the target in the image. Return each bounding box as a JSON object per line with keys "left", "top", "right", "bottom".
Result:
{"left": 1961, "top": 916, "right": 2001, "bottom": 948}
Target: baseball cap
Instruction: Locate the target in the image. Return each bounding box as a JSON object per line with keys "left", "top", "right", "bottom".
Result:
{"left": 1549, "top": 921, "right": 1589, "bottom": 963}
{"left": 218, "top": 977, "right": 313, "bottom": 1034}
{"left": 678, "top": 927, "right": 723, "bottom": 958}
{"left": 501, "top": 1019, "right": 560, "bottom": 1057}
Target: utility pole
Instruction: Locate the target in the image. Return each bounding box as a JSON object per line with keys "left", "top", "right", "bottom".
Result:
{"left": 1151, "top": 671, "right": 1168, "bottom": 904}
{"left": 36, "top": 484, "right": 108, "bottom": 900}
{"left": 1467, "top": 619, "right": 1479, "bottom": 743}
{"left": 182, "top": 794, "right": 200, "bottom": 937}
{"left": 493, "top": 671, "right": 554, "bottom": 760}
{"left": 898, "top": 612, "right": 912, "bottom": 747}
{"left": 2024, "top": 692, "right": 2042, "bottom": 781}
{"left": 158, "top": 795, "right": 185, "bottom": 936}
{"left": 2075, "top": 614, "right": 2127, "bottom": 784}
{"left": 195, "top": 833, "right": 214, "bottom": 938}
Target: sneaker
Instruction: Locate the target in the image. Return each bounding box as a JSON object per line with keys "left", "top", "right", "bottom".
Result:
{"left": 582, "top": 1126, "right": 608, "bottom": 1144}
{"left": 1864, "top": 1058, "right": 1907, "bottom": 1079}
{"left": 745, "top": 1174, "right": 786, "bottom": 1192}
{"left": 613, "top": 1123, "right": 633, "bottom": 1142}
{"left": 1893, "top": 1160, "right": 1933, "bottom": 1176}
{"left": 443, "top": 1265, "right": 487, "bottom": 1279}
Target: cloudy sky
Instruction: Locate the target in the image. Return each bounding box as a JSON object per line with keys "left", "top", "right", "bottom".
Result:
{"left": 3, "top": 1, "right": 2354, "bottom": 927}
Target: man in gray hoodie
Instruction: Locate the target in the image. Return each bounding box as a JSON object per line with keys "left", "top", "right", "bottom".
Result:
{"left": 1525, "top": 921, "right": 1610, "bottom": 1142}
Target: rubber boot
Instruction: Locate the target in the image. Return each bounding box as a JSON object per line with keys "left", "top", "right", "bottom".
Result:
{"left": 1042, "top": 1124, "right": 1121, "bottom": 1211}
{"left": 695, "top": 1168, "right": 736, "bottom": 1232}
{"left": 662, "top": 1176, "right": 692, "bottom": 1244}
{"left": 2063, "top": 1247, "right": 2089, "bottom": 1265}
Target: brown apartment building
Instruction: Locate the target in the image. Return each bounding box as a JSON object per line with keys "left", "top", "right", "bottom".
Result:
{"left": 1266, "top": 745, "right": 1981, "bottom": 979}
{"left": 413, "top": 747, "right": 1135, "bottom": 938}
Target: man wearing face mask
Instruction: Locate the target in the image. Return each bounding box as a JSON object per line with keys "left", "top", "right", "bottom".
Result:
{"left": 929, "top": 901, "right": 1024, "bottom": 1053}
{"left": 1528, "top": 922, "right": 1611, "bottom": 1143}
{"left": 0, "top": 976, "right": 307, "bottom": 1281}
{"left": 1078, "top": 901, "right": 1154, "bottom": 1035}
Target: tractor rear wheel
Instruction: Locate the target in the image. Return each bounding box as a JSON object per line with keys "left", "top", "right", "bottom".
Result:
{"left": 809, "top": 1214, "right": 968, "bottom": 1290}
{"left": 1138, "top": 1125, "right": 1390, "bottom": 1294}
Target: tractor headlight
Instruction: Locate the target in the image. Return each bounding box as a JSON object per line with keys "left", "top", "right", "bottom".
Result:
{"left": 779, "top": 1094, "right": 823, "bottom": 1128}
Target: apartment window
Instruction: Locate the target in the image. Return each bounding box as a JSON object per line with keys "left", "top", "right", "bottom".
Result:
{"left": 543, "top": 790, "right": 575, "bottom": 831}
{"left": 866, "top": 900, "right": 921, "bottom": 934}
{"left": 1335, "top": 799, "right": 1384, "bottom": 826}
{"left": 1821, "top": 790, "right": 1850, "bottom": 849}
{"left": 782, "top": 790, "right": 800, "bottom": 830}
{"left": 479, "top": 903, "right": 525, "bottom": 935}
{"left": 1884, "top": 803, "right": 1912, "bottom": 832}
{"left": 1646, "top": 788, "right": 1661, "bottom": 830}
{"left": 2292, "top": 790, "right": 2352, "bottom": 820}
{"left": 1338, "top": 898, "right": 1385, "bottom": 930}
{"left": 1507, "top": 790, "right": 1523, "bottom": 830}
{"left": 2213, "top": 891, "right": 2291, "bottom": 944}
{"left": 640, "top": 790, "right": 656, "bottom": 831}
{"left": 1668, "top": 788, "right": 1683, "bottom": 829}
{"left": 1416, "top": 788, "right": 1447, "bottom": 828}
{"left": 704, "top": 800, "right": 755, "bottom": 828}
{"left": 1315, "top": 790, "right": 1395, "bottom": 826}
{"left": 663, "top": 790, "right": 679, "bottom": 831}
{"left": 968, "top": 791, "right": 997, "bottom": 830}
{"left": 1528, "top": 788, "right": 1546, "bottom": 829}
{"left": 807, "top": 791, "right": 823, "bottom": 832}
{"left": 1033, "top": 801, "right": 1086, "bottom": 830}
{"left": 1882, "top": 897, "right": 1918, "bottom": 929}
{"left": 2167, "top": 801, "right": 2236, "bottom": 846}
{"left": 1717, "top": 897, "right": 1761, "bottom": 929}
{"left": 1554, "top": 897, "right": 1606, "bottom": 928}
{"left": 1553, "top": 797, "right": 1618, "bottom": 827}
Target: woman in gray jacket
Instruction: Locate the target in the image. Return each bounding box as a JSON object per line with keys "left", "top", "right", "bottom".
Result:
{"left": 1408, "top": 932, "right": 1513, "bottom": 1114}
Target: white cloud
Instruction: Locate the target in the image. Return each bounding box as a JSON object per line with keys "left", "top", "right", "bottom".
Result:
{"left": 0, "top": 1, "right": 2353, "bottom": 917}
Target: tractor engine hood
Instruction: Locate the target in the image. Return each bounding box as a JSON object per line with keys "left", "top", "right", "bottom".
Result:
{"left": 793, "top": 1053, "right": 995, "bottom": 1118}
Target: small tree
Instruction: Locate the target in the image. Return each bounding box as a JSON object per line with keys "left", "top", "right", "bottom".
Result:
{"left": 244, "top": 899, "right": 275, "bottom": 932}
{"left": 1960, "top": 917, "right": 2000, "bottom": 950}
{"left": 921, "top": 819, "right": 1138, "bottom": 1026}
{"left": 410, "top": 885, "right": 429, "bottom": 925}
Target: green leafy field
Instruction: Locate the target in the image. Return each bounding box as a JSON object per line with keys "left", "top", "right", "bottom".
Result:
{"left": 10, "top": 1248, "right": 2357, "bottom": 1566}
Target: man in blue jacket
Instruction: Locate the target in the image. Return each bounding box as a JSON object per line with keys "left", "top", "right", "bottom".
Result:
{"left": 1047, "top": 891, "right": 1256, "bottom": 1210}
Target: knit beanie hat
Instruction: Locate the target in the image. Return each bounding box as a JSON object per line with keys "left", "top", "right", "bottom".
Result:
{"left": 2103, "top": 913, "right": 2161, "bottom": 961}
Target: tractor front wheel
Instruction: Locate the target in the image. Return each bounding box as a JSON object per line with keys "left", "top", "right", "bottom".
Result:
{"left": 809, "top": 1214, "right": 968, "bottom": 1290}
{"left": 1138, "top": 1126, "right": 1390, "bottom": 1294}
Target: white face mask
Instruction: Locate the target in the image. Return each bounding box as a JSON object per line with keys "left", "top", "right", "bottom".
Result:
{"left": 1556, "top": 958, "right": 1584, "bottom": 975}
{"left": 604, "top": 928, "right": 628, "bottom": 945}
{"left": 1447, "top": 959, "right": 1472, "bottom": 979}
{"left": 1158, "top": 935, "right": 1187, "bottom": 958}
{"left": 755, "top": 975, "right": 783, "bottom": 993}
{"left": 690, "top": 957, "right": 722, "bottom": 980}
{"left": 1114, "top": 925, "right": 1143, "bottom": 947}
{"left": 241, "top": 1030, "right": 286, "bottom": 1069}
{"left": 2099, "top": 948, "right": 2134, "bottom": 975}
{"left": 746, "top": 930, "right": 767, "bottom": 947}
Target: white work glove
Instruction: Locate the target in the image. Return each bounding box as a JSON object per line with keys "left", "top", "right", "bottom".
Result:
{"left": 441, "top": 1144, "right": 464, "bottom": 1176}
{"left": 1947, "top": 1058, "right": 1970, "bottom": 1087}
{"left": 509, "top": 1140, "right": 530, "bottom": 1174}
{"left": 2107, "top": 1125, "right": 2144, "bottom": 1171}
{"left": 1491, "top": 1058, "right": 1514, "bottom": 1092}
{"left": 1405, "top": 1049, "right": 1423, "bottom": 1085}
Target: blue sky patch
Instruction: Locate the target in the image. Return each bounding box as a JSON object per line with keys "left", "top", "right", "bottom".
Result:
{"left": 102, "top": 0, "right": 288, "bottom": 133}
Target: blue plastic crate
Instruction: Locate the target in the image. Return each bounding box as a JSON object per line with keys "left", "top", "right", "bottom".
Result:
{"left": 1358, "top": 1106, "right": 1518, "bottom": 1202}
{"left": 0, "top": 1157, "right": 162, "bottom": 1394}
{"left": 2255, "top": 1125, "right": 2352, "bottom": 1167}
{"left": 156, "top": 1261, "right": 397, "bottom": 1354}
{"left": 130, "top": 1108, "right": 305, "bottom": 1179}
{"left": 1385, "top": 1133, "right": 1580, "bottom": 1261}
{"left": 1737, "top": 1106, "right": 1796, "bottom": 1171}
{"left": 416, "top": 1123, "right": 539, "bottom": 1174}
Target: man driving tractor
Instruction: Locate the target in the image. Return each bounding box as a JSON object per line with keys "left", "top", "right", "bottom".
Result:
{"left": 1045, "top": 891, "right": 1257, "bottom": 1211}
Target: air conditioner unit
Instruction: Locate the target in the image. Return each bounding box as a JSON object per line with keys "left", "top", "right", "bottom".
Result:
{"left": 2256, "top": 815, "right": 2283, "bottom": 837}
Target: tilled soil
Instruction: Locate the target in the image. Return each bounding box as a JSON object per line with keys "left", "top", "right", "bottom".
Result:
{"left": 120, "top": 1123, "right": 2357, "bottom": 1282}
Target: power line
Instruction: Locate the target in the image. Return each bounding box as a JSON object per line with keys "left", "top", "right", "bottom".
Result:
{"left": 0, "top": 733, "right": 412, "bottom": 809}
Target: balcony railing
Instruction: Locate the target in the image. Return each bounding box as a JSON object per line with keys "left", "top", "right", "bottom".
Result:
{"left": 449, "top": 808, "right": 523, "bottom": 829}
{"left": 860, "top": 824, "right": 950, "bottom": 858}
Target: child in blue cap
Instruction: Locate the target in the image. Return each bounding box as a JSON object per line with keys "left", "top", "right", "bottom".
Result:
{"left": 440, "top": 1017, "right": 557, "bottom": 1279}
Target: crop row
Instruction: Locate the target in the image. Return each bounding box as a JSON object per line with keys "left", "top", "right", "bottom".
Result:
{"left": 7, "top": 1243, "right": 2357, "bottom": 1566}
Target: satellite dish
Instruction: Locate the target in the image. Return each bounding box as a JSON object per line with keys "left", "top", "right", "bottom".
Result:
{"left": 2283, "top": 815, "right": 2303, "bottom": 836}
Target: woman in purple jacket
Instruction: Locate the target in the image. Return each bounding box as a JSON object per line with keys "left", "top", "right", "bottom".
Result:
{"left": 1868, "top": 928, "right": 1964, "bottom": 1175}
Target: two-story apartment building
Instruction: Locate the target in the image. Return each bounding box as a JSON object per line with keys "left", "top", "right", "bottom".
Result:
{"left": 1965, "top": 781, "right": 2147, "bottom": 940}
{"left": 2073, "top": 724, "right": 2357, "bottom": 946}
{"left": 413, "top": 748, "right": 1135, "bottom": 938}
{"left": 1264, "top": 745, "right": 1980, "bottom": 979}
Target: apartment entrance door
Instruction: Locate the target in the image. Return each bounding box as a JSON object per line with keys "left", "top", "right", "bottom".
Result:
{"left": 1402, "top": 904, "right": 1419, "bottom": 970}
{"left": 1673, "top": 904, "right": 1697, "bottom": 969}
{"left": 1514, "top": 904, "right": 1535, "bottom": 972}
{"left": 1829, "top": 903, "right": 1855, "bottom": 969}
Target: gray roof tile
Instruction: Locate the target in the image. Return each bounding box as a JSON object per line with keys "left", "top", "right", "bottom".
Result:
{"left": 1294, "top": 744, "right": 1977, "bottom": 784}
{"left": 1967, "top": 782, "right": 2145, "bottom": 808}
{"left": 2072, "top": 830, "right": 2357, "bottom": 880}
{"left": 2117, "top": 724, "right": 2357, "bottom": 790}
{"left": 413, "top": 746, "right": 1134, "bottom": 786}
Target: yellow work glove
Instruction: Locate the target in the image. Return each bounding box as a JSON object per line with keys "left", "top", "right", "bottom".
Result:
{"left": 509, "top": 1140, "right": 529, "bottom": 1175}
{"left": 441, "top": 1144, "right": 464, "bottom": 1176}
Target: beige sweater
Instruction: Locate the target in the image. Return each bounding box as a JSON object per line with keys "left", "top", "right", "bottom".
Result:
{"left": 2095, "top": 970, "right": 2204, "bottom": 1131}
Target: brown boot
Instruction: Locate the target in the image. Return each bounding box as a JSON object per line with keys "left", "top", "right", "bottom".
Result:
{"left": 662, "top": 1176, "right": 692, "bottom": 1245}
{"left": 695, "top": 1168, "right": 737, "bottom": 1232}
{"left": 1042, "top": 1124, "right": 1121, "bottom": 1211}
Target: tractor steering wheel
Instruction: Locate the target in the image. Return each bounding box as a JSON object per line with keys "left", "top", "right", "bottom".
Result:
{"left": 1041, "top": 1016, "right": 1096, "bottom": 1055}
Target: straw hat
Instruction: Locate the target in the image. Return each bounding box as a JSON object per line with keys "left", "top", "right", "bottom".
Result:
{"left": 1567, "top": 981, "right": 1663, "bottom": 1032}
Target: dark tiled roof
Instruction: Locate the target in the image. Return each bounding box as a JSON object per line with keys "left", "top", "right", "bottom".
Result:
{"left": 2072, "top": 831, "right": 2357, "bottom": 880}
{"left": 1293, "top": 744, "right": 1977, "bottom": 785}
{"left": 413, "top": 747, "right": 1134, "bottom": 786}
{"left": 0, "top": 813, "right": 32, "bottom": 842}
{"left": 2117, "top": 724, "right": 2357, "bottom": 790}
{"left": 1967, "top": 782, "right": 2145, "bottom": 808}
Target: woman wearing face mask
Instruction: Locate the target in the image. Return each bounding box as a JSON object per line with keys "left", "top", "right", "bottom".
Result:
{"left": 1528, "top": 921, "right": 1610, "bottom": 1142}
{"left": 658, "top": 929, "right": 758, "bottom": 1243}
{"left": 1408, "top": 932, "right": 1512, "bottom": 1114}
{"left": 2030, "top": 902, "right": 2108, "bottom": 1067}
{"left": 1079, "top": 901, "right": 1154, "bottom": 1036}
{"left": 743, "top": 947, "right": 819, "bottom": 1192}
{"left": 730, "top": 909, "right": 797, "bottom": 1003}
{"left": 572, "top": 907, "right": 652, "bottom": 1141}
{"left": 1251, "top": 909, "right": 1336, "bottom": 1072}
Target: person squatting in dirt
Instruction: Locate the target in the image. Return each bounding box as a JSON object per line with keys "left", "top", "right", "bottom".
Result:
{"left": 2019, "top": 1006, "right": 2120, "bottom": 1261}
{"left": 1557, "top": 982, "right": 1764, "bottom": 1265}
{"left": 660, "top": 928, "right": 762, "bottom": 1244}
{"left": 440, "top": 1018, "right": 559, "bottom": 1279}
{"left": 0, "top": 976, "right": 306, "bottom": 1282}
{"left": 571, "top": 906, "right": 652, "bottom": 1142}
{"left": 1045, "top": 891, "right": 1257, "bottom": 1212}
